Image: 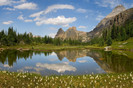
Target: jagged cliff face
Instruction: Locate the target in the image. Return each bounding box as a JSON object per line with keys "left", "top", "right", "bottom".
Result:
{"left": 106, "top": 5, "right": 126, "bottom": 18}
{"left": 55, "top": 27, "right": 88, "bottom": 42}
{"left": 90, "top": 5, "right": 126, "bottom": 37}
{"left": 55, "top": 28, "right": 65, "bottom": 40}
{"left": 55, "top": 5, "right": 133, "bottom": 42}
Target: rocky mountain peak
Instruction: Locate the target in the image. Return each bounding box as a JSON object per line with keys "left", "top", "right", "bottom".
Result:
{"left": 55, "top": 28, "right": 65, "bottom": 39}
{"left": 67, "top": 26, "right": 77, "bottom": 31}
{"left": 106, "top": 5, "right": 126, "bottom": 18}
{"left": 92, "top": 5, "right": 126, "bottom": 36}
{"left": 114, "top": 5, "right": 125, "bottom": 10}
{"left": 57, "top": 28, "right": 64, "bottom": 34}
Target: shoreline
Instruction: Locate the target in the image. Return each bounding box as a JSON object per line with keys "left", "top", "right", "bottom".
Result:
{"left": 0, "top": 44, "right": 133, "bottom": 52}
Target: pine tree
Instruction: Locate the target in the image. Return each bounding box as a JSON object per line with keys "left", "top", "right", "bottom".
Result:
{"left": 111, "top": 24, "right": 116, "bottom": 39}
{"left": 98, "top": 38, "right": 104, "bottom": 46}
{"left": 106, "top": 37, "right": 112, "bottom": 46}
{"left": 106, "top": 30, "right": 112, "bottom": 46}
{"left": 121, "top": 28, "right": 127, "bottom": 41}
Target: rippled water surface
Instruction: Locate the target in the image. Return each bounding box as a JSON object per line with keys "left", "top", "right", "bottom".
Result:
{"left": 0, "top": 49, "right": 133, "bottom": 75}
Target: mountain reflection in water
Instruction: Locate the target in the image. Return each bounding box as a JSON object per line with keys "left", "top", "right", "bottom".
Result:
{"left": 0, "top": 49, "right": 133, "bottom": 75}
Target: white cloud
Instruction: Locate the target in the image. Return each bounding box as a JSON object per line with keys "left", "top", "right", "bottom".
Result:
{"left": 30, "top": 4, "right": 75, "bottom": 17}
{"left": 0, "top": 0, "right": 26, "bottom": 6}
{"left": 14, "top": 2, "right": 37, "bottom": 10}
{"left": 3, "top": 21, "right": 13, "bottom": 25}
{"left": 17, "top": 15, "right": 24, "bottom": 20}
{"left": 36, "top": 63, "right": 76, "bottom": 73}
{"left": 44, "top": 4, "right": 75, "bottom": 14}
{"left": 24, "top": 19, "right": 32, "bottom": 22}
{"left": 17, "top": 15, "right": 33, "bottom": 22}
{"left": 62, "top": 24, "right": 69, "bottom": 27}
{"left": 30, "top": 11, "right": 44, "bottom": 17}
{"left": 96, "top": 15, "right": 105, "bottom": 21}
{"left": 95, "top": 0, "right": 122, "bottom": 9}
{"left": 76, "top": 8, "right": 87, "bottom": 13}
{"left": 0, "top": 0, "right": 13, "bottom": 6}
{"left": 29, "top": 4, "right": 75, "bottom": 26}
{"left": 36, "top": 16, "right": 77, "bottom": 26}
{"left": 78, "top": 26, "right": 86, "bottom": 29}
{"left": 3, "top": 7, "right": 15, "bottom": 11}
{"left": 48, "top": 33, "right": 56, "bottom": 38}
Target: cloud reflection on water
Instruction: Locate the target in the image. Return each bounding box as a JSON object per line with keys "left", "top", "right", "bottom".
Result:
{"left": 36, "top": 62, "right": 76, "bottom": 73}
{"left": 78, "top": 60, "right": 87, "bottom": 63}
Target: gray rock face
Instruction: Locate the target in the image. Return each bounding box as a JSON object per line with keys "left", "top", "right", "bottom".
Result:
{"left": 55, "top": 28, "right": 65, "bottom": 40}
{"left": 90, "top": 5, "right": 126, "bottom": 37}
{"left": 55, "top": 27, "right": 88, "bottom": 42}
{"left": 106, "top": 5, "right": 126, "bottom": 18}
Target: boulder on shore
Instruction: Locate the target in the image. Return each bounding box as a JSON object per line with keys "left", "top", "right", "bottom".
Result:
{"left": 104, "top": 46, "right": 112, "bottom": 51}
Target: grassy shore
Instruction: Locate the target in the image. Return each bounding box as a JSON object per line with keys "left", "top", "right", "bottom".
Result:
{"left": 111, "top": 37, "right": 133, "bottom": 50}
{"left": 0, "top": 44, "right": 103, "bottom": 51}
{"left": 0, "top": 71, "right": 132, "bottom": 88}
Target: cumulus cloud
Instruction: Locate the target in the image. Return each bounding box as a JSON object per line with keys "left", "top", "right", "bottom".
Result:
{"left": 14, "top": 2, "right": 37, "bottom": 10}
{"left": 36, "top": 63, "right": 76, "bottom": 73}
{"left": 44, "top": 4, "right": 74, "bottom": 14}
{"left": 36, "top": 16, "right": 77, "bottom": 26}
{"left": 30, "top": 4, "right": 75, "bottom": 17}
{"left": 3, "top": 7, "right": 15, "bottom": 11}
{"left": 17, "top": 15, "right": 32, "bottom": 22}
{"left": 17, "top": 15, "right": 24, "bottom": 20}
{"left": 96, "top": 15, "right": 105, "bottom": 21}
{"left": 29, "top": 4, "right": 76, "bottom": 26}
{"left": 0, "top": 0, "right": 26, "bottom": 6}
{"left": 24, "top": 19, "right": 33, "bottom": 22}
{"left": 76, "top": 8, "right": 87, "bottom": 13}
{"left": 30, "top": 11, "right": 44, "bottom": 17}
{"left": 48, "top": 33, "right": 56, "bottom": 38}
{"left": 78, "top": 26, "right": 86, "bottom": 29}
{"left": 62, "top": 24, "right": 69, "bottom": 27}
{"left": 95, "top": 0, "right": 121, "bottom": 9}
{"left": 3, "top": 21, "right": 13, "bottom": 25}
{"left": 0, "top": 0, "right": 13, "bottom": 6}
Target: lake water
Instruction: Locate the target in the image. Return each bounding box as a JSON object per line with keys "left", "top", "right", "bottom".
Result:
{"left": 0, "top": 49, "right": 133, "bottom": 75}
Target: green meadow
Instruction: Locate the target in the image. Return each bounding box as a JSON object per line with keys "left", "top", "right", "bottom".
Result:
{"left": 0, "top": 71, "right": 133, "bottom": 88}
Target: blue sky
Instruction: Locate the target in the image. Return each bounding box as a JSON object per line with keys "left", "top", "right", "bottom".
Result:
{"left": 0, "top": 0, "right": 133, "bottom": 37}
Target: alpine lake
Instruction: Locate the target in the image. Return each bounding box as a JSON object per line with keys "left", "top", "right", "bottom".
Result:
{"left": 0, "top": 49, "right": 133, "bottom": 76}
